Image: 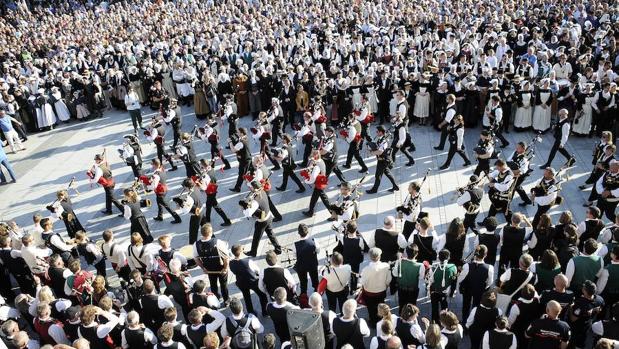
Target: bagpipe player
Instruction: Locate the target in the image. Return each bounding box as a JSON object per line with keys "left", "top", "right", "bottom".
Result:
{"left": 118, "top": 134, "right": 143, "bottom": 178}
{"left": 301, "top": 149, "right": 331, "bottom": 217}
{"left": 46, "top": 189, "right": 85, "bottom": 239}
{"left": 144, "top": 117, "right": 178, "bottom": 172}
{"left": 273, "top": 134, "right": 305, "bottom": 193}
{"left": 366, "top": 125, "right": 399, "bottom": 194}
{"left": 456, "top": 175, "right": 484, "bottom": 234}
{"left": 340, "top": 112, "right": 369, "bottom": 173}
{"left": 472, "top": 130, "right": 495, "bottom": 177}
{"left": 139, "top": 158, "right": 182, "bottom": 224}
{"left": 529, "top": 167, "right": 562, "bottom": 227}
{"left": 240, "top": 180, "right": 282, "bottom": 257}
{"left": 173, "top": 178, "right": 207, "bottom": 244}
{"left": 87, "top": 153, "right": 124, "bottom": 215}
{"left": 121, "top": 188, "right": 154, "bottom": 244}
{"left": 196, "top": 158, "right": 232, "bottom": 226}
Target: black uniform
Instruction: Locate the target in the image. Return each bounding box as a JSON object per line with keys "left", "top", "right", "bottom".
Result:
{"left": 229, "top": 258, "right": 268, "bottom": 315}
{"left": 597, "top": 171, "right": 619, "bottom": 221}
{"left": 231, "top": 137, "right": 251, "bottom": 191}
{"left": 277, "top": 143, "right": 304, "bottom": 191}
{"left": 125, "top": 201, "right": 153, "bottom": 244}
{"left": 322, "top": 135, "right": 346, "bottom": 183}
{"left": 248, "top": 192, "right": 282, "bottom": 256}
{"left": 294, "top": 237, "right": 319, "bottom": 294}
{"left": 152, "top": 169, "right": 182, "bottom": 222}
{"left": 188, "top": 189, "right": 207, "bottom": 244}
{"left": 541, "top": 118, "right": 575, "bottom": 168}
{"left": 367, "top": 135, "right": 398, "bottom": 192}
{"left": 441, "top": 124, "right": 471, "bottom": 168}
{"left": 195, "top": 238, "right": 229, "bottom": 301}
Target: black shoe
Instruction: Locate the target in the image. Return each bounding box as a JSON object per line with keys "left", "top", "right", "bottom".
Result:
{"left": 117, "top": 213, "right": 125, "bottom": 218}
{"left": 221, "top": 221, "right": 232, "bottom": 227}
{"left": 366, "top": 189, "right": 378, "bottom": 194}
{"left": 245, "top": 251, "right": 257, "bottom": 257}
{"left": 327, "top": 217, "right": 337, "bottom": 222}
{"left": 276, "top": 186, "right": 286, "bottom": 191}
{"left": 359, "top": 168, "right": 369, "bottom": 173}
{"left": 518, "top": 201, "right": 532, "bottom": 207}
{"left": 410, "top": 145, "right": 416, "bottom": 152}
{"left": 229, "top": 187, "right": 241, "bottom": 193}
{"left": 567, "top": 157, "right": 576, "bottom": 167}
{"left": 434, "top": 146, "right": 443, "bottom": 150}
{"left": 501, "top": 142, "right": 509, "bottom": 149}
{"left": 223, "top": 165, "right": 232, "bottom": 170}
{"left": 101, "top": 210, "right": 113, "bottom": 215}
{"left": 171, "top": 219, "right": 182, "bottom": 224}
{"left": 342, "top": 164, "right": 352, "bottom": 169}
{"left": 439, "top": 165, "right": 449, "bottom": 170}
{"left": 273, "top": 216, "right": 283, "bottom": 222}
{"left": 170, "top": 166, "right": 178, "bottom": 171}
{"left": 463, "top": 161, "right": 472, "bottom": 167}
{"left": 406, "top": 161, "right": 415, "bottom": 167}
{"left": 477, "top": 221, "right": 486, "bottom": 226}
{"left": 274, "top": 249, "right": 283, "bottom": 255}
{"left": 302, "top": 211, "right": 314, "bottom": 217}
{"left": 296, "top": 188, "right": 306, "bottom": 193}
{"left": 153, "top": 216, "right": 164, "bottom": 221}
{"left": 578, "top": 184, "right": 588, "bottom": 190}
{"left": 388, "top": 186, "right": 400, "bottom": 192}
{"left": 272, "top": 166, "right": 281, "bottom": 171}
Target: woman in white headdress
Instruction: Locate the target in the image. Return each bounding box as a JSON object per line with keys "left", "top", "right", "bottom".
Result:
{"left": 414, "top": 72, "right": 432, "bottom": 124}
{"left": 573, "top": 83, "right": 596, "bottom": 135}
{"left": 159, "top": 62, "right": 177, "bottom": 99}
{"left": 532, "top": 79, "right": 553, "bottom": 132}
{"left": 513, "top": 80, "right": 533, "bottom": 130}
{"left": 50, "top": 87, "right": 71, "bottom": 122}
{"left": 35, "top": 88, "right": 57, "bottom": 129}
{"left": 128, "top": 65, "right": 146, "bottom": 103}
{"left": 364, "top": 73, "right": 378, "bottom": 113}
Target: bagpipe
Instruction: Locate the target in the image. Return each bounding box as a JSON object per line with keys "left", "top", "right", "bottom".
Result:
{"left": 86, "top": 149, "right": 115, "bottom": 187}
{"left": 506, "top": 133, "right": 542, "bottom": 176}
{"left": 137, "top": 174, "right": 166, "bottom": 195}
{"left": 293, "top": 122, "right": 314, "bottom": 144}
{"left": 192, "top": 168, "right": 218, "bottom": 195}
{"left": 331, "top": 174, "right": 368, "bottom": 216}
{"left": 353, "top": 106, "right": 375, "bottom": 125}
{"left": 397, "top": 169, "right": 431, "bottom": 218}
{"left": 122, "top": 186, "right": 152, "bottom": 208}
{"left": 338, "top": 120, "right": 362, "bottom": 143}
{"left": 300, "top": 161, "right": 328, "bottom": 190}
{"left": 172, "top": 187, "right": 198, "bottom": 215}
{"left": 143, "top": 120, "right": 165, "bottom": 145}
{"left": 451, "top": 174, "right": 489, "bottom": 201}
{"left": 45, "top": 176, "right": 81, "bottom": 219}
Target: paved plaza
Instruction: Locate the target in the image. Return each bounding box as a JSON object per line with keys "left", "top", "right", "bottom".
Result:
{"left": 0, "top": 107, "right": 604, "bottom": 347}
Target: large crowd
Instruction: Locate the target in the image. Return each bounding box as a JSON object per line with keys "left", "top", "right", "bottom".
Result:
{"left": 0, "top": 0, "right": 619, "bottom": 348}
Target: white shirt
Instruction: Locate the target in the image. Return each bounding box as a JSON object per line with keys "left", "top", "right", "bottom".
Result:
{"left": 331, "top": 316, "right": 370, "bottom": 337}
{"left": 596, "top": 172, "right": 619, "bottom": 201}
{"left": 101, "top": 240, "right": 128, "bottom": 266}
{"left": 320, "top": 264, "right": 352, "bottom": 292}
{"left": 360, "top": 261, "right": 392, "bottom": 293}
{"left": 138, "top": 293, "right": 174, "bottom": 310}
{"left": 489, "top": 170, "right": 514, "bottom": 192}
{"left": 124, "top": 92, "right": 141, "bottom": 110}
{"left": 127, "top": 244, "right": 157, "bottom": 272}
{"left": 20, "top": 244, "right": 51, "bottom": 274}
{"left": 457, "top": 260, "right": 494, "bottom": 290}
{"left": 367, "top": 228, "right": 408, "bottom": 250}
{"left": 78, "top": 311, "right": 120, "bottom": 339}
{"left": 37, "top": 317, "right": 71, "bottom": 344}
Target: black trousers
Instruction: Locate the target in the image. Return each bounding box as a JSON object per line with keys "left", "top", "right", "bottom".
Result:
{"left": 270, "top": 121, "right": 283, "bottom": 146}
{"left": 131, "top": 162, "right": 143, "bottom": 177}
{"left": 585, "top": 169, "right": 604, "bottom": 185}
{"left": 499, "top": 253, "right": 520, "bottom": 276}
{"left": 324, "top": 158, "right": 346, "bottom": 183}
{"left": 233, "top": 161, "right": 250, "bottom": 190}
{"left": 240, "top": 280, "right": 269, "bottom": 315}
{"left": 156, "top": 194, "right": 181, "bottom": 220}
{"left": 308, "top": 188, "right": 331, "bottom": 214}
{"left": 532, "top": 204, "right": 551, "bottom": 228}
{"left": 391, "top": 145, "right": 415, "bottom": 163}
{"left": 494, "top": 128, "right": 509, "bottom": 146}
{"left": 597, "top": 198, "right": 619, "bottom": 221}
{"left": 345, "top": 142, "right": 367, "bottom": 170}
{"left": 189, "top": 212, "right": 207, "bottom": 244}
{"left": 208, "top": 271, "right": 229, "bottom": 301}
{"left": 437, "top": 126, "right": 448, "bottom": 149}
{"left": 488, "top": 197, "right": 512, "bottom": 223}
{"left": 514, "top": 175, "right": 531, "bottom": 204}
{"left": 430, "top": 291, "right": 448, "bottom": 322}
{"left": 370, "top": 160, "right": 397, "bottom": 191}
{"left": 365, "top": 290, "right": 386, "bottom": 326}
{"left": 473, "top": 158, "right": 490, "bottom": 176}
{"left": 297, "top": 267, "right": 319, "bottom": 294}
{"left": 280, "top": 165, "right": 304, "bottom": 190}
{"left": 266, "top": 193, "right": 282, "bottom": 219}
{"left": 326, "top": 287, "right": 349, "bottom": 313}
{"left": 171, "top": 123, "right": 181, "bottom": 149}
{"left": 442, "top": 143, "right": 470, "bottom": 167}
{"left": 464, "top": 212, "right": 479, "bottom": 233}
{"left": 302, "top": 142, "right": 312, "bottom": 166}
{"left": 402, "top": 220, "right": 416, "bottom": 240}
{"left": 104, "top": 185, "right": 123, "bottom": 213}
{"left": 250, "top": 218, "right": 281, "bottom": 255}
{"left": 544, "top": 141, "right": 574, "bottom": 166}
{"left": 156, "top": 144, "right": 176, "bottom": 169}
{"left": 205, "top": 194, "right": 229, "bottom": 223}
{"left": 398, "top": 287, "right": 420, "bottom": 310}
{"left": 462, "top": 291, "right": 484, "bottom": 327}
{"left": 129, "top": 109, "right": 143, "bottom": 132}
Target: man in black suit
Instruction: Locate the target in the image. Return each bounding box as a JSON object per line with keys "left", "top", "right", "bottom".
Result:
{"left": 293, "top": 224, "right": 320, "bottom": 295}
{"left": 375, "top": 70, "right": 391, "bottom": 124}
{"left": 279, "top": 78, "right": 296, "bottom": 128}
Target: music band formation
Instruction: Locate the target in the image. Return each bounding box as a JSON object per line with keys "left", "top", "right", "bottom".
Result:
{"left": 2, "top": 1, "right": 619, "bottom": 349}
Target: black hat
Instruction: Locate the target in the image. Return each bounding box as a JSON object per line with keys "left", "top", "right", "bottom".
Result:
{"left": 482, "top": 216, "right": 498, "bottom": 231}
{"left": 469, "top": 175, "right": 479, "bottom": 183}
{"left": 376, "top": 125, "right": 386, "bottom": 133}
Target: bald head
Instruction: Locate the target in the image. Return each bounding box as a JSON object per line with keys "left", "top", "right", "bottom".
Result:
{"left": 386, "top": 336, "right": 402, "bottom": 349}
{"left": 554, "top": 274, "right": 568, "bottom": 290}
{"left": 547, "top": 300, "right": 562, "bottom": 319}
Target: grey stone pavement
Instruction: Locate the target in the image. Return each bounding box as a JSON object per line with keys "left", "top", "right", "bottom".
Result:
{"left": 0, "top": 106, "right": 601, "bottom": 347}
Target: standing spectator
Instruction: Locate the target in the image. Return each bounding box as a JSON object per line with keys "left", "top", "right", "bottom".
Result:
{"left": 0, "top": 138, "right": 16, "bottom": 184}
{"left": 360, "top": 247, "right": 392, "bottom": 326}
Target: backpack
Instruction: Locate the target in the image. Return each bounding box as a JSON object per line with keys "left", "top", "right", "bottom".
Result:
{"left": 230, "top": 315, "right": 255, "bottom": 349}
